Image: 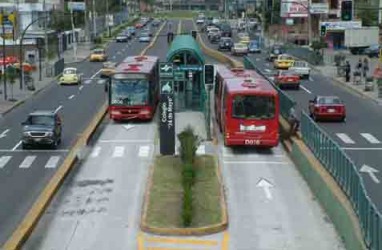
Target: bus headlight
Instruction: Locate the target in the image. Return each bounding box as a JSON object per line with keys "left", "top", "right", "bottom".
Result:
{"left": 111, "top": 110, "right": 121, "bottom": 115}
{"left": 140, "top": 110, "right": 150, "bottom": 115}
{"left": 225, "top": 133, "right": 230, "bottom": 138}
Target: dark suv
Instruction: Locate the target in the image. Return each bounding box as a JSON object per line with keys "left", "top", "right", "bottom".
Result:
{"left": 218, "top": 37, "right": 233, "bottom": 51}
{"left": 22, "top": 111, "right": 62, "bottom": 149}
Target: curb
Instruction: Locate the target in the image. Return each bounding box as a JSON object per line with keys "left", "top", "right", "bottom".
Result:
{"left": 279, "top": 117, "right": 367, "bottom": 250}
{"left": 140, "top": 154, "right": 228, "bottom": 236}
{"left": 2, "top": 103, "right": 108, "bottom": 250}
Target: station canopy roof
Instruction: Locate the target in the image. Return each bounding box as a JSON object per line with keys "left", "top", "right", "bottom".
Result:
{"left": 166, "top": 35, "right": 205, "bottom": 65}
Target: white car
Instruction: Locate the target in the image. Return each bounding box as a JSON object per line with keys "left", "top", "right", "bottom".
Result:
{"left": 231, "top": 43, "right": 248, "bottom": 56}
{"left": 212, "top": 18, "right": 219, "bottom": 24}
{"left": 289, "top": 61, "right": 311, "bottom": 79}
{"left": 196, "top": 18, "right": 205, "bottom": 24}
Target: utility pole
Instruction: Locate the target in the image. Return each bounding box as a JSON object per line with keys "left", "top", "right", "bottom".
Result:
{"left": 43, "top": 0, "right": 48, "bottom": 76}
{"left": 106, "top": 0, "right": 111, "bottom": 37}
{"left": 308, "top": 0, "right": 312, "bottom": 46}
{"left": 92, "top": 0, "right": 97, "bottom": 39}
{"left": 1, "top": 8, "right": 7, "bottom": 100}
{"left": 70, "top": 0, "right": 77, "bottom": 62}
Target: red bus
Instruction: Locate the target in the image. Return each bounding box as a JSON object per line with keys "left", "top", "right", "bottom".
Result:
{"left": 214, "top": 65, "right": 280, "bottom": 147}
{"left": 107, "top": 55, "right": 159, "bottom": 121}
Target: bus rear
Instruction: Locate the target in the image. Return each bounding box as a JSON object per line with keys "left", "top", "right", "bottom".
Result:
{"left": 108, "top": 56, "right": 159, "bottom": 121}
{"left": 221, "top": 78, "right": 279, "bottom": 147}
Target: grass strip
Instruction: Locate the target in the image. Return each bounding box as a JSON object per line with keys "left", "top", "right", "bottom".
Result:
{"left": 146, "top": 155, "right": 222, "bottom": 228}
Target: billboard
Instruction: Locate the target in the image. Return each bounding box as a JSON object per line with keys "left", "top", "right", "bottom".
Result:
{"left": 280, "top": 0, "right": 309, "bottom": 17}
{"left": 68, "top": 2, "right": 86, "bottom": 11}
{"left": 0, "top": 10, "right": 17, "bottom": 40}
{"left": 310, "top": 3, "right": 329, "bottom": 14}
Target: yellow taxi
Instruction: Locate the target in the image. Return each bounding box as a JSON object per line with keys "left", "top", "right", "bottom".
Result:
{"left": 59, "top": 67, "right": 81, "bottom": 85}
{"left": 90, "top": 48, "right": 107, "bottom": 62}
{"left": 100, "top": 61, "right": 117, "bottom": 78}
{"left": 273, "top": 54, "right": 295, "bottom": 69}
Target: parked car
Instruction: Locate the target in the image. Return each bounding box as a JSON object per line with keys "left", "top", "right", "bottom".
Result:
{"left": 231, "top": 43, "right": 248, "bottom": 56}
{"left": 248, "top": 40, "right": 261, "bottom": 53}
{"left": 116, "top": 34, "right": 128, "bottom": 42}
{"left": 21, "top": 110, "right": 62, "bottom": 149}
{"left": 273, "top": 54, "right": 294, "bottom": 69}
{"left": 364, "top": 44, "right": 380, "bottom": 58}
{"left": 139, "top": 32, "right": 151, "bottom": 42}
{"left": 268, "top": 45, "right": 284, "bottom": 61}
{"left": 59, "top": 67, "right": 82, "bottom": 85}
{"left": 126, "top": 26, "right": 136, "bottom": 35}
{"left": 309, "top": 96, "right": 346, "bottom": 122}
{"left": 218, "top": 37, "right": 233, "bottom": 51}
{"left": 90, "top": 48, "right": 107, "bottom": 62}
{"left": 289, "top": 60, "right": 311, "bottom": 79}
{"left": 274, "top": 70, "right": 300, "bottom": 89}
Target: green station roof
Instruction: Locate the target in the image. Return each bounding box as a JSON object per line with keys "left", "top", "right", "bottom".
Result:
{"left": 166, "top": 35, "right": 205, "bottom": 64}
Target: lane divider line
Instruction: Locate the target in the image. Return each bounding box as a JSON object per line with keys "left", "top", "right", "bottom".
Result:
{"left": 300, "top": 85, "right": 312, "bottom": 94}
{"left": 140, "top": 21, "right": 166, "bottom": 56}
{"left": 79, "top": 86, "right": 84, "bottom": 91}
{"left": 54, "top": 105, "right": 63, "bottom": 113}
{"left": 222, "top": 231, "right": 230, "bottom": 250}
{"left": 11, "top": 141, "right": 22, "bottom": 151}
{"left": 68, "top": 95, "right": 75, "bottom": 100}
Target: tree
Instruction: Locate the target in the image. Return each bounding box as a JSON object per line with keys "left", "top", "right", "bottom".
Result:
{"left": 356, "top": 4, "right": 378, "bottom": 26}
{"left": 5, "top": 66, "right": 17, "bottom": 102}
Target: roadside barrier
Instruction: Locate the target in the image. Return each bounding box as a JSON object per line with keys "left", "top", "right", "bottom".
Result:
{"left": 243, "top": 56, "right": 296, "bottom": 120}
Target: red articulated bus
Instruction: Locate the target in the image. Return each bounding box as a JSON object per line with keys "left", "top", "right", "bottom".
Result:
{"left": 108, "top": 55, "right": 159, "bottom": 121}
{"left": 214, "top": 65, "right": 280, "bottom": 147}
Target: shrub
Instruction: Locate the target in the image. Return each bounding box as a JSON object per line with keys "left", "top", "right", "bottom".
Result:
{"left": 177, "top": 126, "right": 201, "bottom": 164}
{"left": 93, "top": 36, "right": 102, "bottom": 44}
{"left": 182, "top": 162, "right": 195, "bottom": 189}
{"left": 182, "top": 184, "right": 193, "bottom": 227}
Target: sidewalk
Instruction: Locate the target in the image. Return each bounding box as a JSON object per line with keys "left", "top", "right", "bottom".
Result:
{"left": 0, "top": 42, "right": 94, "bottom": 115}
{"left": 315, "top": 49, "right": 381, "bottom": 104}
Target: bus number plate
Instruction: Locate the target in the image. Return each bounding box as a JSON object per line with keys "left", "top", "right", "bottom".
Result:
{"left": 245, "top": 139, "right": 260, "bottom": 145}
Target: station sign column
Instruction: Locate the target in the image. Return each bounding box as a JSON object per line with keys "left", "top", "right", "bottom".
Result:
{"left": 159, "top": 62, "right": 175, "bottom": 155}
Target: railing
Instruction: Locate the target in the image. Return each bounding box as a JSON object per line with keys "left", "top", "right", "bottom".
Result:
{"left": 243, "top": 56, "right": 296, "bottom": 119}
{"left": 301, "top": 111, "right": 382, "bottom": 250}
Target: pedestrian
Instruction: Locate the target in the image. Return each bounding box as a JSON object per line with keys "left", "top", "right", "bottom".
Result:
{"left": 356, "top": 58, "right": 363, "bottom": 71}
{"left": 363, "top": 57, "right": 369, "bottom": 78}
{"left": 288, "top": 107, "right": 299, "bottom": 136}
{"left": 345, "top": 61, "right": 351, "bottom": 82}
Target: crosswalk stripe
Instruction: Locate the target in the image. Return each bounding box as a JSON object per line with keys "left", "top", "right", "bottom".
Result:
{"left": 336, "top": 133, "right": 355, "bottom": 144}
{"left": 112, "top": 146, "right": 125, "bottom": 158}
{"left": 45, "top": 156, "right": 60, "bottom": 168}
{"left": 138, "top": 145, "right": 150, "bottom": 157}
{"left": 361, "top": 133, "right": 381, "bottom": 144}
{"left": 84, "top": 79, "right": 92, "bottom": 84}
{"left": 90, "top": 146, "right": 101, "bottom": 158}
{"left": 19, "top": 156, "right": 36, "bottom": 169}
{"left": 0, "top": 156, "right": 11, "bottom": 168}
{"left": 196, "top": 145, "right": 205, "bottom": 155}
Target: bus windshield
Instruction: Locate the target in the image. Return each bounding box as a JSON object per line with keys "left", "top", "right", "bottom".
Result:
{"left": 111, "top": 78, "right": 149, "bottom": 106}
{"left": 232, "top": 95, "right": 275, "bottom": 119}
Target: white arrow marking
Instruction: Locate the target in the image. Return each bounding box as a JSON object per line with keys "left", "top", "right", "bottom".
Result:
{"left": 360, "top": 165, "right": 380, "bottom": 183}
{"left": 256, "top": 178, "right": 273, "bottom": 200}
{"left": 0, "top": 129, "right": 10, "bottom": 138}
{"left": 123, "top": 124, "right": 135, "bottom": 131}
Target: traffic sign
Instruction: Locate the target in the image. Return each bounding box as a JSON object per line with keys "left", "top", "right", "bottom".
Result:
{"left": 174, "top": 70, "right": 185, "bottom": 81}
{"left": 159, "top": 63, "right": 174, "bottom": 78}
{"left": 160, "top": 80, "right": 174, "bottom": 94}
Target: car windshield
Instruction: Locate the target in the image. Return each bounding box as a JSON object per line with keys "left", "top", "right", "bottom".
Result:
{"left": 235, "top": 44, "right": 246, "bottom": 48}
{"left": 232, "top": 95, "right": 275, "bottom": 119}
{"left": 93, "top": 50, "right": 104, "bottom": 54}
{"left": 64, "top": 69, "right": 76, "bottom": 74}
{"left": 29, "top": 115, "right": 55, "bottom": 126}
{"left": 318, "top": 97, "right": 342, "bottom": 105}
{"left": 294, "top": 61, "right": 306, "bottom": 67}
{"left": 281, "top": 71, "right": 296, "bottom": 76}
{"left": 111, "top": 78, "right": 149, "bottom": 106}
{"left": 221, "top": 38, "right": 231, "bottom": 42}
{"left": 272, "top": 48, "right": 283, "bottom": 54}
{"left": 140, "top": 33, "right": 149, "bottom": 37}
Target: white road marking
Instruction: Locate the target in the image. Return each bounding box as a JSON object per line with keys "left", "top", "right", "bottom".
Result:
{"left": 300, "top": 85, "right": 312, "bottom": 94}
{"left": 264, "top": 69, "right": 271, "bottom": 72}
{"left": 0, "top": 156, "right": 11, "bottom": 168}
{"left": 19, "top": 156, "right": 36, "bottom": 169}
{"left": 360, "top": 165, "right": 380, "bottom": 183}
{"left": 68, "top": 95, "right": 75, "bottom": 100}
{"left": 112, "top": 146, "right": 125, "bottom": 158}
{"left": 123, "top": 124, "right": 135, "bottom": 131}
{"left": 90, "top": 69, "right": 102, "bottom": 79}
{"left": 256, "top": 178, "right": 273, "bottom": 200}
{"left": 309, "top": 77, "right": 313, "bottom": 82}
{"left": 138, "top": 145, "right": 150, "bottom": 157}
{"left": 99, "top": 139, "right": 153, "bottom": 143}
{"left": 12, "top": 141, "right": 22, "bottom": 151}
{"left": 0, "top": 129, "right": 10, "bottom": 138}
{"left": 79, "top": 85, "right": 84, "bottom": 91}
{"left": 256, "top": 58, "right": 260, "bottom": 61}
{"left": 336, "top": 133, "right": 355, "bottom": 144}
{"left": 223, "top": 160, "right": 289, "bottom": 165}
{"left": 342, "top": 147, "right": 382, "bottom": 150}
{"left": 90, "top": 146, "right": 101, "bottom": 158}
{"left": 360, "top": 133, "right": 381, "bottom": 144}
{"left": 112, "top": 55, "right": 116, "bottom": 59}
{"left": 0, "top": 149, "right": 69, "bottom": 153}
{"left": 45, "top": 156, "right": 60, "bottom": 168}
{"left": 196, "top": 145, "right": 205, "bottom": 155}
{"left": 54, "top": 105, "right": 63, "bottom": 113}
{"left": 84, "top": 79, "right": 92, "bottom": 84}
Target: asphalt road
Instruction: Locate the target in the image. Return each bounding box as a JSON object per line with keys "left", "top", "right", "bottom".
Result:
{"left": 246, "top": 52, "right": 382, "bottom": 212}
{"left": 0, "top": 26, "right": 150, "bottom": 246}
{"left": 189, "top": 19, "right": 345, "bottom": 249}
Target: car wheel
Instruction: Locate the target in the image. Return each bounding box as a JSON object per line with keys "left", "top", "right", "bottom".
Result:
{"left": 341, "top": 116, "right": 346, "bottom": 122}
{"left": 51, "top": 140, "right": 59, "bottom": 149}
{"left": 22, "top": 143, "right": 29, "bottom": 150}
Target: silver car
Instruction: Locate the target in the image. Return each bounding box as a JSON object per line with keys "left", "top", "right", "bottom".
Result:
{"left": 289, "top": 61, "right": 311, "bottom": 79}
{"left": 231, "top": 43, "right": 248, "bottom": 56}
